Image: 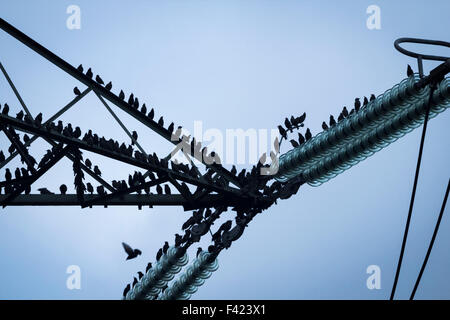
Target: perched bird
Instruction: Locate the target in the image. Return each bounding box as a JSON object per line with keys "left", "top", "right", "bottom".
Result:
{"left": 164, "top": 185, "right": 171, "bottom": 195}
{"left": 137, "top": 271, "right": 144, "bottom": 279}
{"left": 157, "top": 116, "right": 164, "bottom": 127}
{"left": 38, "top": 188, "right": 54, "bottom": 194}
{"left": 95, "top": 75, "right": 104, "bottom": 85}
{"left": 363, "top": 96, "right": 369, "bottom": 106}
{"left": 145, "top": 262, "right": 152, "bottom": 272}
{"left": 167, "top": 122, "right": 174, "bottom": 133}
{"left": 162, "top": 241, "right": 169, "bottom": 254}
{"left": 132, "top": 277, "right": 138, "bottom": 287}
{"left": 156, "top": 248, "right": 163, "bottom": 261}
{"left": 23, "top": 134, "right": 30, "bottom": 144}
{"left": 77, "top": 64, "right": 83, "bottom": 73}
{"left": 14, "top": 168, "right": 21, "bottom": 179}
{"left": 123, "top": 284, "right": 130, "bottom": 297}
{"left": 96, "top": 185, "right": 105, "bottom": 195}
{"left": 73, "top": 87, "right": 81, "bottom": 96}
{"left": 342, "top": 106, "right": 349, "bottom": 118}
{"left": 2, "top": 103, "right": 9, "bottom": 115}
{"left": 131, "top": 131, "right": 138, "bottom": 145}
{"left": 370, "top": 94, "right": 376, "bottom": 101}
{"left": 128, "top": 93, "right": 134, "bottom": 105}
{"left": 16, "top": 110, "right": 24, "bottom": 121}
{"left": 305, "top": 128, "right": 312, "bottom": 141}
{"left": 59, "top": 184, "right": 68, "bottom": 195}
{"left": 407, "top": 64, "right": 414, "bottom": 78}
{"left": 119, "top": 90, "right": 125, "bottom": 100}
{"left": 329, "top": 115, "right": 336, "bottom": 126}
{"left": 148, "top": 108, "right": 154, "bottom": 120}
{"left": 298, "top": 133, "right": 305, "bottom": 145}
{"left": 0, "top": 151, "right": 5, "bottom": 162}
{"left": 322, "top": 121, "right": 329, "bottom": 131}
{"left": 196, "top": 247, "right": 202, "bottom": 257}
{"left": 277, "top": 125, "right": 287, "bottom": 140}
{"left": 354, "top": 98, "right": 361, "bottom": 112}
{"left": 290, "top": 139, "right": 299, "bottom": 148}
{"left": 86, "top": 68, "right": 93, "bottom": 79}
{"left": 337, "top": 112, "right": 344, "bottom": 122}
{"left": 140, "top": 104, "right": 147, "bottom": 115}
{"left": 85, "top": 158, "right": 92, "bottom": 169}
{"left": 93, "top": 165, "right": 101, "bottom": 176}
{"left": 105, "top": 81, "right": 112, "bottom": 91}
{"left": 122, "top": 242, "right": 142, "bottom": 260}
{"left": 156, "top": 184, "right": 163, "bottom": 195}
{"left": 86, "top": 182, "right": 94, "bottom": 194}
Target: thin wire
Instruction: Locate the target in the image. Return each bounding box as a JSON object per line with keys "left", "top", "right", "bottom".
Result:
{"left": 390, "top": 83, "right": 437, "bottom": 300}
{"left": 410, "top": 178, "right": 450, "bottom": 300}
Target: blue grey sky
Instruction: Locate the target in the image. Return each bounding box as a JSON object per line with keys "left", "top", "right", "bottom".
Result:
{"left": 0, "top": 0, "right": 449, "bottom": 299}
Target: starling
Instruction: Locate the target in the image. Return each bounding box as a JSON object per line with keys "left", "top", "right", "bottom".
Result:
{"left": 132, "top": 277, "right": 138, "bottom": 287}
{"left": 196, "top": 247, "right": 202, "bottom": 257}
{"left": 137, "top": 271, "right": 144, "bottom": 279}
{"left": 164, "top": 185, "right": 171, "bottom": 195}
{"left": 305, "top": 128, "right": 312, "bottom": 141}
{"left": 156, "top": 248, "right": 163, "bottom": 261}
{"left": 131, "top": 131, "right": 138, "bottom": 145}
{"left": 162, "top": 241, "right": 169, "bottom": 254}
{"left": 123, "top": 284, "right": 130, "bottom": 297}
{"left": 0, "top": 151, "right": 5, "bottom": 162}
{"left": 290, "top": 139, "right": 299, "bottom": 148}
{"left": 38, "top": 188, "right": 54, "bottom": 194}
{"left": 77, "top": 64, "right": 83, "bottom": 73}
{"left": 156, "top": 184, "right": 163, "bottom": 195}
{"left": 329, "top": 115, "right": 336, "bottom": 126}
{"left": 363, "top": 96, "right": 369, "bottom": 106}
{"left": 86, "top": 68, "right": 93, "bottom": 79}
{"left": 119, "top": 90, "right": 125, "bottom": 100}
{"left": 322, "top": 121, "right": 329, "bottom": 131}
{"left": 342, "top": 106, "right": 349, "bottom": 118}
{"left": 93, "top": 165, "right": 101, "bottom": 176}
{"left": 5, "top": 168, "right": 11, "bottom": 181}
{"left": 277, "top": 125, "right": 287, "bottom": 140}
{"left": 105, "top": 81, "right": 112, "bottom": 91}
{"left": 148, "top": 108, "right": 154, "bottom": 120}
{"left": 85, "top": 158, "right": 92, "bottom": 169}
{"left": 122, "top": 242, "right": 142, "bottom": 260}
{"left": 298, "top": 132, "right": 305, "bottom": 145}
{"left": 145, "top": 262, "right": 152, "bottom": 272}
{"left": 407, "top": 64, "right": 414, "bottom": 78}
{"left": 2, "top": 103, "right": 10, "bottom": 115}
{"left": 86, "top": 182, "right": 94, "bottom": 194}
{"left": 370, "top": 94, "right": 376, "bottom": 101}
{"left": 157, "top": 116, "right": 164, "bottom": 127}
{"left": 16, "top": 110, "right": 24, "bottom": 120}
{"left": 95, "top": 75, "right": 104, "bottom": 85}
{"left": 354, "top": 98, "right": 361, "bottom": 112}
{"left": 59, "top": 184, "right": 68, "bottom": 195}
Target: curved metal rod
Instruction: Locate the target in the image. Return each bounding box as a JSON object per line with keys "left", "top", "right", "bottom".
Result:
{"left": 394, "top": 37, "right": 450, "bottom": 61}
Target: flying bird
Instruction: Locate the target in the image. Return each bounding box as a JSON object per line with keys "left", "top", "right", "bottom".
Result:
{"left": 122, "top": 242, "right": 142, "bottom": 260}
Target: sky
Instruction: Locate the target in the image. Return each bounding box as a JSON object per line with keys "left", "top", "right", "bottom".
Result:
{"left": 0, "top": 0, "right": 449, "bottom": 300}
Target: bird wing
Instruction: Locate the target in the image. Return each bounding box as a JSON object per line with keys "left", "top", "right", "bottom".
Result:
{"left": 122, "top": 242, "right": 134, "bottom": 255}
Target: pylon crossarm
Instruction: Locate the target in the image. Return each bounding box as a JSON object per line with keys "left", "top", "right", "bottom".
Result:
{"left": 0, "top": 112, "right": 246, "bottom": 198}
{"left": 1, "top": 144, "right": 71, "bottom": 207}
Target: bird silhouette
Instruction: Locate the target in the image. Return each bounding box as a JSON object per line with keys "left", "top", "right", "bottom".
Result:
{"left": 86, "top": 68, "right": 93, "bottom": 79}
{"left": 305, "top": 128, "right": 312, "bottom": 141}
{"left": 145, "top": 262, "right": 152, "bottom": 272}
{"left": 342, "top": 107, "right": 349, "bottom": 118}
{"left": 59, "top": 184, "right": 68, "bottom": 195}
{"left": 132, "top": 277, "right": 138, "bottom": 287}
{"left": 354, "top": 98, "right": 361, "bottom": 112}
{"left": 164, "top": 185, "right": 171, "bottom": 195}
{"left": 86, "top": 183, "right": 94, "bottom": 194}
{"left": 0, "top": 151, "right": 5, "bottom": 162}
{"left": 93, "top": 165, "right": 101, "bottom": 176}
{"left": 128, "top": 93, "right": 134, "bottom": 105}
{"left": 156, "top": 184, "right": 163, "bottom": 195}
{"left": 156, "top": 248, "right": 163, "bottom": 261}
{"left": 278, "top": 125, "right": 287, "bottom": 140}
{"left": 157, "top": 116, "right": 164, "bottom": 127}
{"left": 370, "top": 94, "right": 376, "bottom": 101}
{"left": 322, "top": 121, "right": 329, "bottom": 131}
{"left": 23, "top": 134, "right": 30, "bottom": 144}
{"left": 119, "top": 90, "right": 125, "bottom": 100}
{"left": 77, "top": 64, "right": 83, "bottom": 73}
{"left": 162, "top": 241, "right": 169, "bottom": 254}
{"left": 16, "top": 110, "right": 24, "bottom": 120}
{"left": 329, "top": 115, "right": 336, "bottom": 126}
{"left": 38, "top": 188, "right": 54, "bottom": 194}
{"left": 196, "top": 247, "right": 202, "bottom": 257}
{"left": 148, "top": 108, "right": 154, "bottom": 120}
{"left": 123, "top": 284, "right": 130, "bottom": 297}
{"left": 131, "top": 131, "right": 138, "bottom": 145}
{"left": 95, "top": 75, "right": 104, "bottom": 85}
{"left": 122, "top": 242, "right": 142, "bottom": 260}
{"left": 407, "top": 64, "right": 414, "bottom": 78}
{"left": 105, "top": 81, "right": 112, "bottom": 91}
{"left": 290, "top": 139, "right": 299, "bottom": 148}
{"left": 85, "top": 158, "right": 92, "bottom": 169}
{"left": 137, "top": 271, "right": 144, "bottom": 279}
{"left": 363, "top": 96, "right": 369, "bottom": 106}
{"left": 1, "top": 103, "right": 9, "bottom": 115}
{"left": 140, "top": 104, "right": 147, "bottom": 115}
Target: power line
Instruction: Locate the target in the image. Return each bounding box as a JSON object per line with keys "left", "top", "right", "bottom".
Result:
{"left": 390, "top": 83, "right": 437, "bottom": 300}
{"left": 410, "top": 178, "right": 450, "bottom": 300}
